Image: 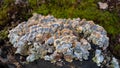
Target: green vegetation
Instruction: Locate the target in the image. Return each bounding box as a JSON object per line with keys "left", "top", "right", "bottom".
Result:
{"left": 0, "top": 29, "right": 8, "bottom": 41}
{"left": 113, "top": 44, "right": 120, "bottom": 57}
{"left": 29, "top": 0, "right": 120, "bottom": 36}
{"left": 0, "top": 0, "right": 11, "bottom": 26}
{"left": 0, "top": 0, "right": 32, "bottom": 27}
{"left": 114, "top": 44, "right": 120, "bottom": 51}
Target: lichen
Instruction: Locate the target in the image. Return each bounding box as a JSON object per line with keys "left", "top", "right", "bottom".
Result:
{"left": 8, "top": 13, "right": 113, "bottom": 67}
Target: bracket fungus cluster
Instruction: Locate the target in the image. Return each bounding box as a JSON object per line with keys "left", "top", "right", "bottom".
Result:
{"left": 8, "top": 13, "right": 119, "bottom": 67}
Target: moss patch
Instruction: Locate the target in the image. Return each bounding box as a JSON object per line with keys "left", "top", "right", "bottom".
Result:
{"left": 0, "top": 29, "right": 8, "bottom": 41}
{"left": 30, "top": 0, "right": 120, "bottom": 35}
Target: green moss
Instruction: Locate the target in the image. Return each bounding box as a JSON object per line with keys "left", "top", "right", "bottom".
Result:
{"left": 0, "top": 0, "right": 14, "bottom": 26}
{"left": 0, "top": 29, "right": 8, "bottom": 40}
{"left": 0, "top": 8, "right": 8, "bottom": 26}
{"left": 23, "top": 0, "right": 119, "bottom": 36}
{"left": 28, "top": 0, "right": 38, "bottom": 8}
{"left": 34, "top": 4, "right": 50, "bottom": 15}
{"left": 0, "top": 0, "right": 32, "bottom": 27}
{"left": 114, "top": 45, "right": 120, "bottom": 51}
{"left": 31, "top": 0, "right": 120, "bottom": 36}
